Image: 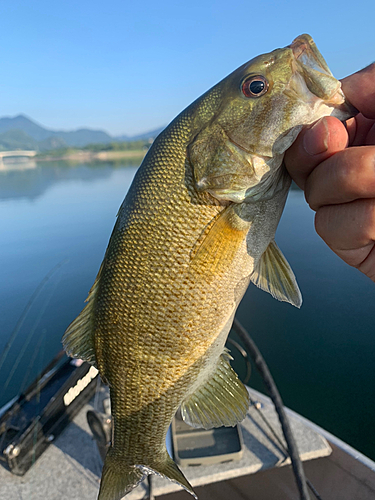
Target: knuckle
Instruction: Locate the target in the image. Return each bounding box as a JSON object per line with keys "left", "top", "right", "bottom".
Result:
{"left": 347, "top": 199, "right": 375, "bottom": 243}
{"left": 314, "top": 206, "right": 332, "bottom": 241}
{"left": 333, "top": 147, "right": 375, "bottom": 199}
{"left": 361, "top": 200, "right": 375, "bottom": 240}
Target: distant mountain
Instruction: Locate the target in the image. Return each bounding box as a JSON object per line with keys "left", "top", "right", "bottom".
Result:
{"left": 0, "top": 114, "right": 113, "bottom": 148}
{"left": 0, "top": 115, "right": 51, "bottom": 141}
{"left": 0, "top": 129, "right": 38, "bottom": 150}
{"left": 0, "top": 114, "right": 165, "bottom": 151}
{"left": 58, "top": 128, "right": 113, "bottom": 147}
{"left": 38, "top": 135, "right": 68, "bottom": 151}
{"left": 115, "top": 126, "right": 165, "bottom": 142}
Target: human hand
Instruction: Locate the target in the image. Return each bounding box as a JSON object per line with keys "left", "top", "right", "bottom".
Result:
{"left": 284, "top": 63, "right": 375, "bottom": 282}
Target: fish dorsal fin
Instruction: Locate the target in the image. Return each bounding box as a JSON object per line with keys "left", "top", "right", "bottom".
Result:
{"left": 191, "top": 205, "right": 250, "bottom": 277}
{"left": 180, "top": 350, "right": 249, "bottom": 429}
{"left": 251, "top": 240, "right": 302, "bottom": 308}
{"left": 62, "top": 264, "right": 104, "bottom": 367}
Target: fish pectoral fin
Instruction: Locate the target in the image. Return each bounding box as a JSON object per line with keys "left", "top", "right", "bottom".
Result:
{"left": 62, "top": 264, "right": 103, "bottom": 367}
{"left": 191, "top": 205, "right": 250, "bottom": 276}
{"left": 138, "top": 456, "right": 197, "bottom": 499}
{"left": 251, "top": 240, "right": 302, "bottom": 308}
{"left": 180, "top": 351, "right": 249, "bottom": 429}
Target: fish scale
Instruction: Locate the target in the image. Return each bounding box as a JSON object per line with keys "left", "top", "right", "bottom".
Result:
{"left": 95, "top": 112, "right": 246, "bottom": 442}
{"left": 63, "top": 34, "right": 356, "bottom": 500}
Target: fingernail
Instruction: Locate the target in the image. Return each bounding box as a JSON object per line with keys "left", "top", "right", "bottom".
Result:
{"left": 303, "top": 118, "right": 329, "bottom": 156}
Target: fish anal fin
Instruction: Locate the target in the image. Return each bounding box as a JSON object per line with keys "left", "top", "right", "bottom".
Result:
{"left": 181, "top": 351, "right": 249, "bottom": 429}
{"left": 251, "top": 240, "right": 302, "bottom": 308}
{"left": 62, "top": 264, "right": 104, "bottom": 366}
{"left": 191, "top": 205, "right": 250, "bottom": 276}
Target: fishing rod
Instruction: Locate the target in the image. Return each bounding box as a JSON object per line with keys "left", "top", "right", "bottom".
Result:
{"left": 232, "top": 318, "right": 319, "bottom": 500}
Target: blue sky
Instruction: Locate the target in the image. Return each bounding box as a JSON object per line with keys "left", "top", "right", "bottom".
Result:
{"left": 0, "top": 0, "right": 374, "bottom": 136}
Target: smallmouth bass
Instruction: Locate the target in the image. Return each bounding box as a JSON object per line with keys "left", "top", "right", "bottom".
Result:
{"left": 63, "top": 35, "right": 355, "bottom": 500}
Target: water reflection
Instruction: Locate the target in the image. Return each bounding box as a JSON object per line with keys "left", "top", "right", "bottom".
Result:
{"left": 0, "top": 159, "right": 139, "bottom": 201}
{"left": 0, "top": 160, "right": 374, "bottom": 461}
{"left": 0, "top": 158, "right": 37, "bottom": 172}
{"left": 0, "top": 160, "right": 139, "bottom": 407}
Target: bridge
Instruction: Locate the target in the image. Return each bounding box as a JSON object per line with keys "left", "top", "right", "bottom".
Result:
{"left": 0, "top": 150, "right": 37, "bottom": 163}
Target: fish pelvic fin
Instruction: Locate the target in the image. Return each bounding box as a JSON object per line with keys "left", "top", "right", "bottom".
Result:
{"left": 98, "top": 449, "right": 145, "bottom": 500}
{"left": 250, "top": 240, "right": 302, "bottom": 308}
{"left": 181, "top": 350, "right": 249, "bottom": 429}
{"left": 98, "top": 449, "right": 197, "bottom": 500}
{"left": 62, "top": 263, "right": 104, "bottom": 366}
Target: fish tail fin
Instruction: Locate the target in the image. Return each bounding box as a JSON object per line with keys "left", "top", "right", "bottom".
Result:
{"left": 98, "top": 449, "right": 145, "bottom": 500}
{"left": 146, "top": 453, "right": 197, "bottom": 499}
{"left": 98, "top": 448, "right": 197, "bottom": 500}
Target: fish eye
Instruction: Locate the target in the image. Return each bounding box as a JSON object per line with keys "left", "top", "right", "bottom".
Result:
{"left": 241, "top": 75, "right": 269, "bottom": 98}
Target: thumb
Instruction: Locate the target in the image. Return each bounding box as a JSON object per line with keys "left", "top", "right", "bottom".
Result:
{"left": 284, "top": 116, "right": 348, "bottom": 190}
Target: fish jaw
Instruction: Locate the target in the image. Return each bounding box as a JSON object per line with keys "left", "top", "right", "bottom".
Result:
{"left": 271, "top": 35, "right": 356, "bottom": 157}
{"left": 288, "top": 34, "right": 358, "bottom": 120}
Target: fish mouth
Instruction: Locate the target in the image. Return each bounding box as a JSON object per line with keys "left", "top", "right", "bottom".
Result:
{"left": 289, "top": 34, "right": 358, "bottom": 117}
{"left": 290, "top": 35, "right": 332, "bottom": 77}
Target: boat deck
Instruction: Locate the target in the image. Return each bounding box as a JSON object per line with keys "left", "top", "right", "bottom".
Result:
{"left": 0, "top": 388, "right": 332, "bottom": 500}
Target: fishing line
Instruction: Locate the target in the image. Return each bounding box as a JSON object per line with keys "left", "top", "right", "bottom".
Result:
{"left": 2, "top": 270, "right": 64, "bottom": 393}
{"left": 248, "top": 395, "right": 288, "bottom": 458}
{"left": 19, "top": 329, "right": 47, "bottom": 395}
{"left": 226, "top": 337, "right": 251, "bottom": 385}
{"left": 232, "top": 318, "right": 321, "bottom": 500}
{"left": 0, "top": 260, "right": 67, "bottom": 373}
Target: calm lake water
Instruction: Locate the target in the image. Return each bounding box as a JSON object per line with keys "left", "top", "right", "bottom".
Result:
{"left": 0, "top": 159, "right": 374, "bottom": 460}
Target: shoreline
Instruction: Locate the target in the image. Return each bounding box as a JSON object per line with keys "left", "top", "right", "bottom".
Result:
{"left": 35, "top": 149, "right": 147, "bottom": 162}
